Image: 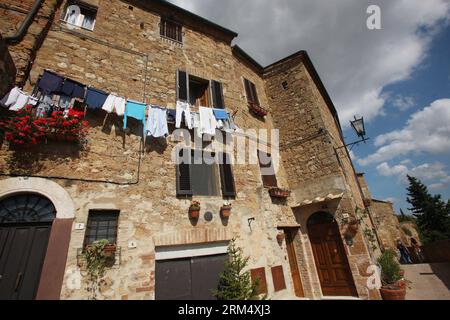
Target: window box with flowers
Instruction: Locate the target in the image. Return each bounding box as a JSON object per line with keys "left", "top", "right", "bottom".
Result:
{"left": 0, "top": 106, "right": 89, "bottom": 148}
{"left": 269, "top": 187, "right": 291, "bottom": 199}
{"left": 248, "top": 102, "right": 268, "bottom": 117}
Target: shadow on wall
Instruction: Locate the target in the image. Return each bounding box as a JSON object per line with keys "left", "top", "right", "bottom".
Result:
{"left": 429, "top": 263, "right": 450, "bottom": 291}
{"left": 0, "top": 35, "right": 16, "bottom": 97}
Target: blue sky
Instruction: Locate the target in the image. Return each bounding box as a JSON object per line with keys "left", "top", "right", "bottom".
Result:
{"left": 167, "top": 0, "right": 450, "bottom": 213}
{"left": 354, "top": 25, "right": 450, "bottom": 212}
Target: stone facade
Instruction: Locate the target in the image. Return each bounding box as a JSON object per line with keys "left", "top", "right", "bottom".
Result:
{"left": 0, "top": 0, "right": 382, "bottom": 300}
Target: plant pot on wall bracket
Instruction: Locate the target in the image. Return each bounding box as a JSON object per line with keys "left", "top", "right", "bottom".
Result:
{"left": 276, "top": 233, "right": 285, "bottom": 243}
{"left": 269, "top": 187, "right": 291, "bottom": 199}
{"left": 189, "top": 201, "right": 201, "bottom": 219}
{"left": 344, "top": 219, "right": 359, "bottom": 238}
{"left": 220, "top": 205, "right": 232, "bottom": 218}
{"left": 248, "top": 103, "right": 268, "bottom": 117}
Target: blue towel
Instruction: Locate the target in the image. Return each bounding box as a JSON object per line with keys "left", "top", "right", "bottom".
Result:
{"left": 213, "top": 108, "right": 229, "bottom": 120}
{"left": 124, "top": 100, "right": 147, "bottom": 134}
{"left": 38, "top": 70, "right": 64, "bottom": 94}
{"left": 85, "top": 87, "right": 108, "bottom": 109}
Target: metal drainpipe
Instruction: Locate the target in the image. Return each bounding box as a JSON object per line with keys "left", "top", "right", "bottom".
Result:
{"left": 4, "top": 0, "right": 44, "bottom": 45}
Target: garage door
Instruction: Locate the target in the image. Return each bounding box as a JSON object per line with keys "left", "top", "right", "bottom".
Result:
{"left": 155, "top": 243, "right": 228, "bottom": 300}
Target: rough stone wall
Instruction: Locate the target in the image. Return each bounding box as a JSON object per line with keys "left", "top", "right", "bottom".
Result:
{"left": 264, "top": 56, "right": 344, "bottom": 203}
{"left": 0, "top": 0, "right": 299, "bottom": 300}
{"left": 0, "top": 34, "right": 16, "bottom": 97}
{"left": 370, "top": 200, "right": 403, "bottom": 250}
{"left": 0, "top": 0, "right": 61, "bottom": 86}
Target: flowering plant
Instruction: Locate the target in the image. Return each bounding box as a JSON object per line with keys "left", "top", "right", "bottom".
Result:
{"left": 189, "top": 201, "right": 201, "bottom": 210}
{"left": 0, "top": 105, "right": 89, "bottom": 147}
{"left": 0, "top": 105, "right": 46, "bottom": 146}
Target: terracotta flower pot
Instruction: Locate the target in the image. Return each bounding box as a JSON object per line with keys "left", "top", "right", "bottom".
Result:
{"left": 189, "top": 208, "right": 200, "bottom": 219}
{"left": 103, "top": 244, "right": 117, "bottom": 257}
{"left": 276, "top": 233, "right": 285, "bottom": 242}
{"left": 220, "top": 206, "right": 232, "bottom": 218}
{"left": 380, "top": 285, "right": 406, "bottom": 300}
{"left": 269, "top": 188, "right": 291, "bottom": 199}
{"left": 345, "top": 222, "right": 359, "bottom": 238}
{"left": 248, "top": 103, "right": 268, "bottom": 117}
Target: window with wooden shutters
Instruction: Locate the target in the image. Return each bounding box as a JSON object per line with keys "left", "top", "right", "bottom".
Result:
{"left": 243, "top": 78, "right": 260, "bottom": 107}
{"left": 258, "top": 150, "right": 278, "bottom": 188}
{"left": 160, "top": 18, "right": 183, "bottom": 43}
{"left": 219, "top": 152, "right": 236, "bottom": 197}
{"left": 211, "top": 80, "right": 225, "bottom": 109}
{"left": 176, "top": 149, "right": 193, "bottom": 196}
{"left": 84, "top": 210, "right": 119, "bottom": 246}
{"left": 177, "top": 70, "right": 189, "bottom": 102}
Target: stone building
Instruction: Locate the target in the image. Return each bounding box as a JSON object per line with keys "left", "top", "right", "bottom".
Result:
{"left": 0, "top": 0, "right": 381, "bottom": 300}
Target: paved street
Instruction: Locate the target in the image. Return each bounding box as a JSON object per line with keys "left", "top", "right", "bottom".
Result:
{"left": 403, "top": 263, "right": 450, "bottom": 300}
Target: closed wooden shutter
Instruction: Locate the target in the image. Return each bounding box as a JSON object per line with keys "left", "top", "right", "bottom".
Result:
{"left": 177, "top": 70, "right": 188, "bottom": 102}
{"left": 250, "top": 82, "right": 260, "bottom": 106}
{"left": 258, "top": 150, "right": 278, "bottom": 187}
{"left": 271, "top": 266, "right": 286, "bottom": 292}
{"left": 244, "top": 78, "right": 253, "bottom": 104}
{"left": 251, "top": 267, "right": 268, "bottom": 295}
{"left": 176, "top": 149, "right": 193, "bottom": 196}
{"left": 219, "top": 153, "right": 236, "bottom": 197}
{"left": 211, "top": 80, "right": 225, "bottom": 109}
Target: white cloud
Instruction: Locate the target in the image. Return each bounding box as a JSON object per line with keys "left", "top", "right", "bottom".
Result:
{"left": 376, "top": 161, "right": 450, "bottom": 188}
{"left": 391, "top": 95, "right": 416, "bottom": 111}
{"left": 169, "top": 0, "right": 450, "bottom": 125}
{"left": 383, "top": 197, "right": 397, "bottom": 203}
{"left": 359, "top": 99, "right": 450, "bottom": 166}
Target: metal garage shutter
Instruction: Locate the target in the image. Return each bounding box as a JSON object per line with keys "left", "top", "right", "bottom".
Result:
{"left": 155, "top": 254, "right": 227, "bottom": 300}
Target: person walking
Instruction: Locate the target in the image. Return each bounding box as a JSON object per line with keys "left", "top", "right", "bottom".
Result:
{"left": 397, "top": 239, "right": 413, "bottom": 264}
{"left": 410, "top": 237, "right": 424, "bottom": 263}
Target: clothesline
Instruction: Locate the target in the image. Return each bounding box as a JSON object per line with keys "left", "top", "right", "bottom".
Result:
{"left": 1, "top": 69, "right": 239, "bottom": 140}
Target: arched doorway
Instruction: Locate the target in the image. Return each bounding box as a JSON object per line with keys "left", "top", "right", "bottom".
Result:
{"left": 0, "top": 193, "right": 56, "bottom": 300}
{"left": 307, "top": 212, "right": 357, "bottom": 297}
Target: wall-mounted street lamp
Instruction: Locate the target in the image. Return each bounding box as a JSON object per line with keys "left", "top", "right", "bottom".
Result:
{"left": 337, "top": 116, "right": 370, "bottom": 150}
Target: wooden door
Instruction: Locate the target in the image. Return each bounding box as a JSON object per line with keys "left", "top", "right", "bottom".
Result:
{"left": 285, "top": 229, "right": 305, "bottom": 297}
{"left": 0, "top": 223, "right": 52, "bottom": 300}
{"left": 308, "top": 221, "right": 357, "bottom": 297}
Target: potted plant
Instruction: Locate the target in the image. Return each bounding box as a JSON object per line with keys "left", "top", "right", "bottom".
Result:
{"left": 276, "top": 232, "right": 285, "bottom": 243}
{"left": 189, "top": 200, "right": 201, "bottom": 219}
{"left": 269, "top": 187, "right": 291, "bottom": 199}
{"left": 220, "top": 202, "right": 232, "bottom": 218}
{"left": 344, "top": 217, "right": 360, "bottom": 238}
{"left": 378, "top": 249, "right": 406, "bottom": 300}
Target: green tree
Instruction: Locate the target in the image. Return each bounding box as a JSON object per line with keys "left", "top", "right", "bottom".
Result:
{"left": 214, "top": 239, "right": 261, "bottom": 300}
{"left": 406, "top": 175, "right": 450, "bottom": 244}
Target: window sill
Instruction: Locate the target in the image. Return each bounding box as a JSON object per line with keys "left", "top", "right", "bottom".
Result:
{"left": 59, "top": 20, "right": 95, "bottom": 32}
{"left": 160, "top": 35, "right": 183, "bottom": 47}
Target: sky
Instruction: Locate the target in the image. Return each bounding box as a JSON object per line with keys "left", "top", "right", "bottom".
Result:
{"left": 167, "top": 0, "right": 450, "bottom": 213}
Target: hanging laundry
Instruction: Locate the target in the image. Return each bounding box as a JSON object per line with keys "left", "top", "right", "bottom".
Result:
{"left": 199, "top": 107, "right": 217, "bottom": 136}
{"left": 61, "top": 78, "right": 86, "bottom": 99}
{"left": 191, "top": 112, "right": 200, "bottom": 129}
{"left": 36, "top": 103, "right": 52, "bottom": 118}
{"left": 1, "top": 87, "right": 32, "bottom": 111}
{"left": 85, "top": 87, "right": 108, "bottom": 109}
{"left": 175, "top": 100, "right": 192, "bottom": 129}
{"left": 1, "top": 87, "right": 20, "bottom": 108}
{"left": 213, "top": 108, "right": 229, "bottom": 121}
{"left": 102, "top": 94, "right": 126, "bottom": 116}
{"left": 38, "top": 70, "right": 64, "bottom": 94}
{"left": 59, "top": 95, "right": 73, "bottom": 109}
{"left": 123, "top": 100, "right": 147, "bottom": 134}
{"left": 167, "top": 109, "right": 176, "bottom": 123}
{"left": 147, "top": 106, "right": 169, "bottom": 138}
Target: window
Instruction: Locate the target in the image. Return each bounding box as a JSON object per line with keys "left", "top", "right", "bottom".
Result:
{"left": 258, "top": 150, "right": 278, "bottom": 188}
{"left": 63, "top": 1, "right": 97, "bottom": 31}
{"left": 176, "top": 149, "right": 236, "bottom": 197}
{"left": 160, "top": 18, "right": 183, "bottom": 43}
{"left": 243, "top": 78, "right": 260, "bottom": 107}
{"left": 84, "top": 210, "right": 119, "bottom": 246}
{"left": 177, "top": 70, "right": 225, "bottom": 109}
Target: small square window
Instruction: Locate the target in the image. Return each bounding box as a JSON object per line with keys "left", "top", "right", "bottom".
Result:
{"left": 160, "top": 18, "right": 183, "bottom": 43}
{"left": 63, "top": 1, "right": 97, "bottom": 31}
{"left": 84, "top": 210, "right": 119, "bottom": 247}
